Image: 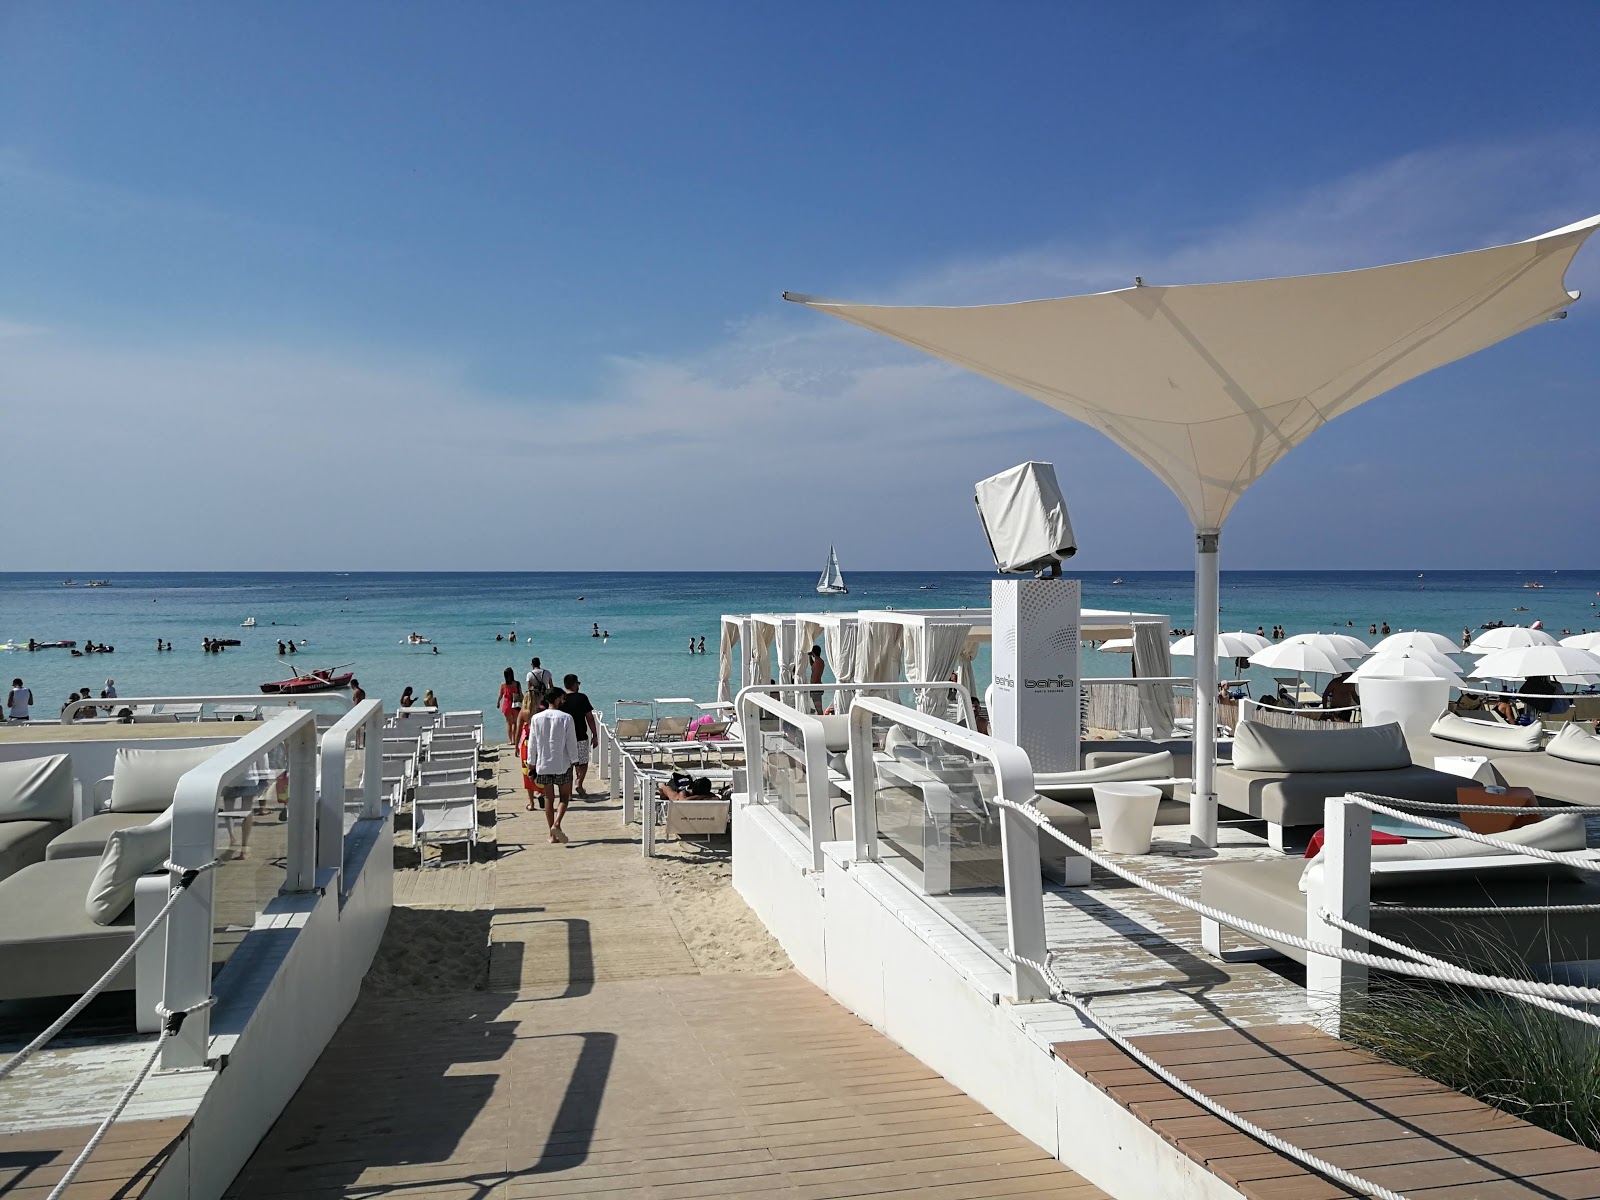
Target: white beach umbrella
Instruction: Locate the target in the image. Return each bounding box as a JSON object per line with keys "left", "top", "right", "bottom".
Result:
{"left": 1559, "top": 632, "right": 1600, "bottom": 651}
{"left": 1372, "top": 630, "right": 1462, "bottom": 657}
{"left": 1172, "top": 631, "right": 1268, "bottom": 659}
{"left": 787, "top": 215, "right": 1599, "bottom": 847}
{"left": 1096, "top": 637, "right": 1135, "bottom": 653}
{"left": 1249, "top": 642, "right": 1352, "bottom": 676}
{"left": 1471, "top": 644, "right": 1600, "bottom": 681}
{"left": 1467, "top": 625, "right": 1559, "bottom": 653}
{"left": 1349, "top": 653, "right": 1466, "bottom": 688}
{"left": 1282, "top": 632, "right": 1371, "bottom": 660}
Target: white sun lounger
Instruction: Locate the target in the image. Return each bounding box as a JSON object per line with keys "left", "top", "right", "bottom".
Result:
{"left": 411, "top": 782, "right": 478, "bottom": 862}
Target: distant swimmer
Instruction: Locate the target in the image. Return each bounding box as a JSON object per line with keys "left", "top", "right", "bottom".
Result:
{"left": 602, "top": 631, "right": 609, "bottom": 642}
{"left": 689, "top": 638, "right": 695, "bottom": 653}
{"left": 697, "top": 636, "right": 705, "bottom": 654}
{"left": 592, "top": 623, "right": 600, "bottom": 638}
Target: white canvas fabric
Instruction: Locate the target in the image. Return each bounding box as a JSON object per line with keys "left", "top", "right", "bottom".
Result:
{"left": 911, "top": 623, "right": 972, "bottom": 715}
{"left": 717, "top": 617, "right": 741, "bottom": 704}
{"left": 823, "top": 620, "right": 860, "bottom": 694}
{"left": 107, "top": 744, "right": 226, "bottom": 813}
{"left": 973, "top": 461, "right": 1076, "bottom": 572}
{"left": 859, "top": 619, "right": 904, "bottom": 699}
{"left": 0, "top": 754, "right": 73, "bottom": 823}
{"left": 776, "top": 621, "right": 798, "bottom": 686}
{"left": 788, "top": 215, "right": 1598, "bottom": 531}
{"left": 1131, "top": 621, "right": 1176, "bottom": 739}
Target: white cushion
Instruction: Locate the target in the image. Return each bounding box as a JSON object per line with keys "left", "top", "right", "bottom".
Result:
{"left": 1430, "top": 712, "right": 1543, "bottom": 753}
{"left": 1233, "top": 721, "right": 1410, "bottom": 774}
{"left": 816, "top": 715, "right": 851, "bottom": 754}
{"left": 1036, "top": 752, "right": 1174, "bottom": 792}
{"left": 1548, "top": 724, "right": 1600, "bottom": 767}
{"left": 1299, "top": 812, "right": 1588, "bottom": 892}
{"left": 85, "top": 808, "right": 172, "bottom": 924}
{"left": 108, "top": 745, "right": 226, "bottom": 813}
{"left": 0, "top": 754, "right": 74, "bottom": 823}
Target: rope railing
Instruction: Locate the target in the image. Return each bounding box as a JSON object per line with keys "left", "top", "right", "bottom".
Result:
{"left": 0, "top": 858, "right": 219, "bottom": 1084}
{"left": 988, "top": 796, "right": 1600, "bottom": 1005}
{"left": 1003, "top": 947, "right": 1409, "bottom": 1200}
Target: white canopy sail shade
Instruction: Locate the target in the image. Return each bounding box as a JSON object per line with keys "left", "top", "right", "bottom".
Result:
{"left": 1282, "top": 632, "right": 1371, "bottom": 660}
{"left": 1172, "top": 631, "right": 1267, "bottom": 659}
{"left": 1249, "top": 642, "right": 1351, "bottom": 676}
{"left": 787, "top": 214, "right": 1598, "bottom": 846}
{"left": 1467, "top": 625, "right": 1560, "bottom": 653}
{"left": 1559, "top": 632, "right": 1600, "bottom": 652}
{"left": 1349, "top": 653, "right": 1466, "bottom": 688}
{"left": 1471, "top": 644, "right": 1600, "bottom": 681}
{"left": 1372, "top": 630, "right": 1463, "bottom": 657}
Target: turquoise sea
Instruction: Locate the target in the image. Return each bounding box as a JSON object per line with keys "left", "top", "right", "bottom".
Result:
{"left": 2, "top": 571, "right": 1597, "bottom": 739}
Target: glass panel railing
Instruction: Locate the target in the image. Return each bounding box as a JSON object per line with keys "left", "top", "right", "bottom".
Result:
{"left": 760, "top": 711, "right": 813, "bottom": 834}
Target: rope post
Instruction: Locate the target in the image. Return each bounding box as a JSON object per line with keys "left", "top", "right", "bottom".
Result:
{"left": 622, "top": 754, "right": 637, "bottom": 828}
{"left": 1306, "top": 794, "right": 1371, "bottom": 1032}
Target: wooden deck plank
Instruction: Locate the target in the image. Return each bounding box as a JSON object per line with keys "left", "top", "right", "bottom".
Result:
{"left": 227, "top": 753, "right": 1108, "bottom": 1200}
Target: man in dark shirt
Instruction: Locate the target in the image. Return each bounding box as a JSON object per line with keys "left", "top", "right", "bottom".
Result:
{"left": 562, "top": 674, "right": 598, "bottom": 797}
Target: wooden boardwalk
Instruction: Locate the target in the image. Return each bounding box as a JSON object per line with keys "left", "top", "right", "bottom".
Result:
{"left": 0, "top": 1116, "right": 185, "bottom": 1198}
{"left": 227, "top": 752, "right": 1108, "bottom": 1200}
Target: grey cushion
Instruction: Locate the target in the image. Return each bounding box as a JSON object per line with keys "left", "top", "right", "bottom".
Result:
{"left": 1491, "top": 753, "right": 1600, "bottom": 806}
{"left": 1032, "top": 797, "right": 1091, "bottom": 882}
{"left": 86, "top": 810, "right": 171, "bottom": 924}
{"left": 0, "top": 858, "right": 136, "bottom": 1000}
{"left": 1429, "top": 712, "right": 1543, "bottom": 753}
{"left": 1299, "top": 812, "right": 1589, "bottom": 892}
{"left": 47, "top": 812, "right": 161, "bottom": 860}
{"left": 1233, "top": 721, "right": 1411, "bottom": 773}
{"left": 1549, "top": 723, "right": 1600, "bottom": 767}
{"left": 0, "top": 820, "right": 67, "bottom": 884}
{"left": 1201, "top": 854, "right": 1600, "bottom": 970}
{"left": 1215, "top": 763, "right": 1464, "bottom": 828}
{"left": 108, "top": 744, "right": 225, "bottom": 813}
{"left": 0, "top": 754, "right": 74, "bottom": 823}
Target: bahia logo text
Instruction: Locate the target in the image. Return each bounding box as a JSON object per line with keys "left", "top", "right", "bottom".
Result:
{"left": 1023, "top": 675, "right": 1076, "bottom": 691}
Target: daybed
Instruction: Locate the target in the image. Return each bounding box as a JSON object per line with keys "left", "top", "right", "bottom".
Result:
{"left": 1035, "top": 750, "right": 1192, "bottom": 831}
{"left": 1215, "top": 721, "right": 1464, "bottom": 851}
{"left": 1200, "top": 813, "right": 1600, "bottom": 972}
{"left": 47, "top": 743, "right": 224, "bottom": 861}
{"left": 0, "top": 754, "right": 74, "bottom": 883}
{"left": 1409, "top": 714, "right": 1600, "bottom": 805}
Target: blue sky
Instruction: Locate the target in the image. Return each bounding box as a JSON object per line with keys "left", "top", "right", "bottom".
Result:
{"left": 2, "top": 2, "right": 1597, "bottom": 571}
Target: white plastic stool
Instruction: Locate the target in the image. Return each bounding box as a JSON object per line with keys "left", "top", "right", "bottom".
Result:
{"left": 1093, "top": 783, "right": 1162, "bottom": 854}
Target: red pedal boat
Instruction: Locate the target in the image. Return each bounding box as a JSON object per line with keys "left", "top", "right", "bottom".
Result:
{"left": 260, "top": 664, "right": 354, "bottom": 695}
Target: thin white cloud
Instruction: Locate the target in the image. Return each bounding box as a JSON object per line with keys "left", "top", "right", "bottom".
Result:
{"left": 3, "top": 136, "right": 1596, "bottom": 571}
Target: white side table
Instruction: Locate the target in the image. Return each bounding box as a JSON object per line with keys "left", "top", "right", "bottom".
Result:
{"left": 1433, "top": 754, "right": 1491, "bottom": 784}
{"left": 1093, "top": 783, "right": 1162, "bottom": 854}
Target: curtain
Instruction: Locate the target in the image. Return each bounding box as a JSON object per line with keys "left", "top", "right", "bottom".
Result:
{"left": 717, "top": 619, "right": 741, "bottom": 703}
{"left": 912, "top": 623, "right": 972, "bottom": 714}
{"left": 777, "top": 621, "right": 798, "bottom": 686}
{"left": 955, "top": 634, "right": 983, "bottom": 724}
{"left": 823, "top": 619, "right": 860, "bottom": 714}
{"left": 750, "top": 621, "right": 776, "bottom": 687}
{"left": 794, "top": 619, "right": 822, "bottom": 687}
{"left": 860, "top": 620, "right": 904, "bottom": 700}
{"left": 1132, "top": 621, "right": 1176, "bottom": 739}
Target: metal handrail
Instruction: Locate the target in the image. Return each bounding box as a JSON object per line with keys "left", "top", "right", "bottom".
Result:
{"left": 735, "top": 680, "right": 976, "bottom": 729}
{"left": 737, "top": 690, "right": 832, "bottom": 871}
{"left": 164, "top": 708, "right": 319, "bottom": 1069}
{"left": 319, "top": 699, "right": 386, "bottom": 892}
{"left": 845, "top": 696, "right": 1048, "bottom": 1002}
{"left": 61, "top": 693, "right": 351, "bottom": 724}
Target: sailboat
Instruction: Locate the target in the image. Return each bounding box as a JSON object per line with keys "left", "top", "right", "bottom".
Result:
{"left": 816, "top": 545, "right": 848, "bottom": 595}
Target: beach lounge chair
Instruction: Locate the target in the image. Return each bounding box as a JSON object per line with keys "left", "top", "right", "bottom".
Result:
{"left": 411, "top": 782, "right": 478, "bottom": 863}
{"left": 441, "top": 710, "right": 483, "bottom": 731}
{"left": 615, "top": 718, "right": 651, "bottom": 741}
{"left": 652, "top": 716, "right": 692, "bottom": 742}
{"left": 417, "top": 766, "right": 474, "bottom": 790}
{"left": 664, "top": 796, "right": 731, "bottom": 847}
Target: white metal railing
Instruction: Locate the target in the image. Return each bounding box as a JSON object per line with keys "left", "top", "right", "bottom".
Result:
{"left": 319, "top": 699, "right": 385, "bottom": 892}
{"left": 845, "top": 696, "right": 1049, "bottom": 1003}
{"left": 60, "top": 693, "right": 351, "bottom": 724}
{"left": 738, "top": 691, "right": 832, "bottom": 871}
{"left": 165, "top": 707, "right": 320, "bottom": 1069}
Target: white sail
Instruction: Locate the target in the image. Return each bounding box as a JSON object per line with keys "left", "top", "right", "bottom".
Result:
{"left": 817, "top": 545, "right": 847, "bottom": 594}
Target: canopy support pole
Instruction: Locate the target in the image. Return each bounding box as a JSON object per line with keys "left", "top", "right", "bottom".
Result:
{"left": 1190, "top": 529, "right": 1220, "bottom": 847}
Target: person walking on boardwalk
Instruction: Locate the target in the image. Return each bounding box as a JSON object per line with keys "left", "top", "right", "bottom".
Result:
{"left": 527, "top": 689, "right": 578, "bottom": 843}
{"left": 526, "top": 657, "right": 552, "bottom": 697}
{"left": 497, "top": 667, "right": 521, "bottom": 742}
{"left": 561, "top": 674, "right": 598, "bottom": 798}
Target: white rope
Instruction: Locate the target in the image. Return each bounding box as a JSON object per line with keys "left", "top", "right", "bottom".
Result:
{"left": 994, "top": 797, "right": 1600, "bottom": 1004}
{"left": 1319, "top": 910, "right": 1600, "bottom": 1031}
{"left": 0, "top": 859, "right": 219, "bottom": 1084}
{"left": 1348, "top": 796, "right": 1600, "bottom": 872}
{"left": 1350, "top": 792, "right": 1600, "bottom": 815}
{"left": 44, "top": 996, "right": 217, "bottom": 1200}
{"left": 1004, "top": 948, "right": 1409, "bottom": 1200}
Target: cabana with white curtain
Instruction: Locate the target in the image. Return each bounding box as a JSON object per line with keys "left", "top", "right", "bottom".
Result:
{"left": 788, "top": 213, "right": 1599, "bottom": 844}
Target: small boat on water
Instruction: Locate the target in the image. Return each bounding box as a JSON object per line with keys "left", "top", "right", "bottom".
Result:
{"left": 1111, "top": 577, "right": 1125, "bottom": 585}
{"left": 816, "top": 545, "right": 848, "bottom": 595}
{"left": 242, "top": 617, "right": 257, "bottom": 628}
{"left": 86, "top": 580, "right": 111, "bottom": 587}
{"left": 1523, "top": 581, "right": 1545, "bottom": 589}
{"left": 260, "top": 663, "right": 355, "bottom": 695}
{"left": 62, "top": 579, "right": 77, "bottom": 587}
{"left": 402, "top": 633, "right": 432, "bottom": 644}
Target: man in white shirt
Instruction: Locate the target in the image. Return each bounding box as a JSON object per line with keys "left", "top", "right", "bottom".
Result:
{"left": 525, "top": 688, "right": 578, "bottom": 844}
{"left": 6, "top": 679, "right": 31, "bottom": 721}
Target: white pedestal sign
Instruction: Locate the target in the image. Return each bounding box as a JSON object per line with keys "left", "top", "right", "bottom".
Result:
{"left": 990, "top": 577, "right": 1081, "bottom": 774}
